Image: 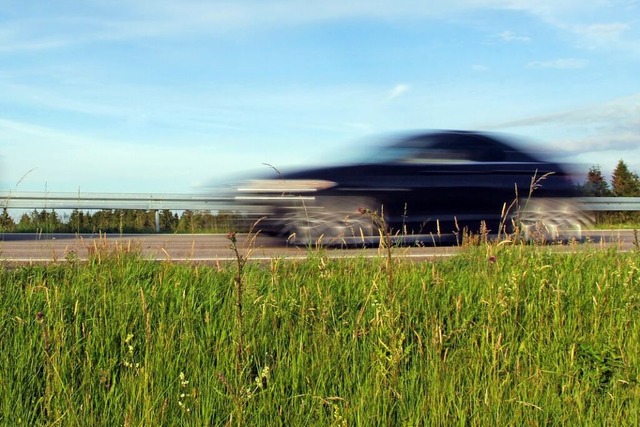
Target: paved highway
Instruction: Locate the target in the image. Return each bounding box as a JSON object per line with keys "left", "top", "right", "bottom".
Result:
{"left": 0, "top": 232, "right": 461, "bottom": 263}
{"left": 0, "top": 230, "right": 636, "bottom": 264}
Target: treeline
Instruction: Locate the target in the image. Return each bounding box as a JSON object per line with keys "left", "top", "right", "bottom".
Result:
{"left": 0, "top": 209, "right": 245, "bottom": 234}
{"left": 578, "top": 159, "right": 640, "bottom": 224}
{"left": 579, "top": 159, "right": 640, "bottom": 197}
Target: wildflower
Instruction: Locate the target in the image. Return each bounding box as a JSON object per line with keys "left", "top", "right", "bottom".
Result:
{"left": 489, "top": 256, "right": 497, "bottom": 264}
{"left": 227, "top": 231, "right": 237, "bottom": 243}
{"left": 357, "top": 207, "right": 369, "bottom": 215}
{"left": 177, "top": 372, "right": 194, "bottom": 413}
{"left": 255, "top": 365, "right": 270, "bottom": 389}
{"left": 179, "top": 372, "right": 189, "bottom": 387}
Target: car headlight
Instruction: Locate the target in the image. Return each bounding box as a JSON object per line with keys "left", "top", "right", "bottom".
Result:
{"left": 236, "top": 179, "right": 337, "bottom": 193}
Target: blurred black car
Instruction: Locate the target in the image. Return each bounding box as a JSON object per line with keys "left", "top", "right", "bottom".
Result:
{"left": 232, "top": 131, "right": 588, "bottom": 245}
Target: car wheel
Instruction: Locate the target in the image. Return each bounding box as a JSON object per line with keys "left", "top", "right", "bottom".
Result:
{"left": 281, "top": 197, "right": 379, "bottom": 246}
{"left": 517, "top": 198, "right": 591, "bottom": 243}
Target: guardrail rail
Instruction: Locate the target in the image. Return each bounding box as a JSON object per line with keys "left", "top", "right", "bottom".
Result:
{"left": 1, "top": 192, "right": 639, "bottom": 232}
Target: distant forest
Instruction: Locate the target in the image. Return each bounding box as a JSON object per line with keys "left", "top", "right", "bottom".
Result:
{"left": 0, "top": 209, "right": 244, "bottom": 234}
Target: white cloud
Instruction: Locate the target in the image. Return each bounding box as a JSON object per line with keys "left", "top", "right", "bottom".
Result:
{"left": 527, "top": 58, "right": 588, "bottom": 69}
{"left": 585, "top": 22, "right": 629, "bottom": 39}
{"left": 482, "top": 93, "right": 640, "bottom": 161}
{"left": 2, "top": 0, "right": 638, "bottom": 58}
{"left": 498, "top": 30, "right": 531, "bottom": 42}
{"left": 474, "top": 1, "right": 640, "bottom": 56}
{"left": 387, "top": 84, "right": 410, "bottom": 100}
{"left": 487, "top": 93, "right": 640, "bottom": 128}
{"left": 555, "top": 133, "right": 640, "bottom": 154}
{"left": 574, "top": 22, "right": 630, "bottom": 49}
{"left": 472, "top": 64, "right": 489, "bottom": 72}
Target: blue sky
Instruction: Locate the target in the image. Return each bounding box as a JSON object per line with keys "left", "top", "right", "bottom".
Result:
{"left": 1, "top": 0, "right": 639, "bottom": 193}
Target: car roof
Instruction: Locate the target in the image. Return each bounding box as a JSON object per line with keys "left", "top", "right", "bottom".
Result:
{"left": 389, "top": 131, "right": 541, "bottom": 163}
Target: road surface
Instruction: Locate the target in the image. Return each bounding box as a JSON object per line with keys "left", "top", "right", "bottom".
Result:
{"left": 0, "top": 230, "right": 636, "bottom": 264}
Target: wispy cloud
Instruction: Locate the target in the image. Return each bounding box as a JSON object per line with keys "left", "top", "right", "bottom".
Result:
{"left": 476, "top": 1, "right": 640, "bottom": 57}
{"left": 573, "top": 22, "right": 631, "bottom": 49}
{"left": 472, "top": 64, "right": 489, "bottom": 72}
{"left": 1, "top": 1, "right": 451, "bottom": 51}
{"left": 584, "top": 22, "right": 629, "bottom": 40}
{"left": 498, "top": 30, "right": 531, "bottom": 42}
{"left": 1, "top": 1, "right": 637, "bottom": 57}
{"left": 487, "top": 93, "right": 640, "bottom": 128}
{"left": 527, "top": 58, "right": 588, "bottom": 69}
{"left": 555, "top": 133, "right": 640, "bottom": 155}
{"left": 483, "top": 93, "right": 640, "bottom": 156}
{"left": 387, "top": 84, "right": 410, "bottom": 100}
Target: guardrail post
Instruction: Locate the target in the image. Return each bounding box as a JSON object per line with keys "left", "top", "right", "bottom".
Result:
{"left": 155, "top": 210, "right": 160, "bottom": 233}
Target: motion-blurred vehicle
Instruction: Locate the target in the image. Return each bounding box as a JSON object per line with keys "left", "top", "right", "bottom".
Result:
{"left": 232, "top": 130, "right": 589, "bottom": 245}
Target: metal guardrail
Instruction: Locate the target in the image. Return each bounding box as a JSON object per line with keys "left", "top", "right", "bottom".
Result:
{"left": 0, "top": 191, "right": 234, "bottom": 211}
{"left": 0, "top": 191, "right": 237, "bottom": 232}
{"left": 2, "top": 192, "right": 640, "bottom": 212}
{"left": 1, "top": 192, "right": 639, "bottom": 232}
{"left": 577, "top": 197, "right": 640, "bottom": 211}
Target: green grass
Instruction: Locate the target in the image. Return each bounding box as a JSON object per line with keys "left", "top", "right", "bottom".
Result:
{"left": 2, "top": 243, "right": 640, "bottom": 425}
{"left": 590, "top": 222, "right": 640, "bottom": 230}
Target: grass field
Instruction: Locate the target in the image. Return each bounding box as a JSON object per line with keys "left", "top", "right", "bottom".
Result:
{"left": 2, "top": 240, "right": 640, "bottom": 426}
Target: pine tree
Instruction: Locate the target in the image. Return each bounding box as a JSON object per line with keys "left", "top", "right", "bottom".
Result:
{"left": 0, "top": 208, "right": 16, "bottom": 232}
{"left": 611, "top": 160, "right": 640, "bottom": 197}
{"left": 582, "top": 165, "right": 611, "bottom": 196}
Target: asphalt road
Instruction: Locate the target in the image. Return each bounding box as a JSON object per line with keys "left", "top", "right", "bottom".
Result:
{"left": 0, "top": 230, "right": 636, "bottom": 264}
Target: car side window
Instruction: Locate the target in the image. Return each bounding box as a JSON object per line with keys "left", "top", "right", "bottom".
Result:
{"left": 388, "top": 133, "right": 521, "bottom": 164}
{"left": 469, "top": 144, "right": 505, "bottom": 162}
{"left": 398, "top": 140, "right": 506, "bottom": 164}
{"left": 401, "top": 148, "right": 475, "bottom": 163}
